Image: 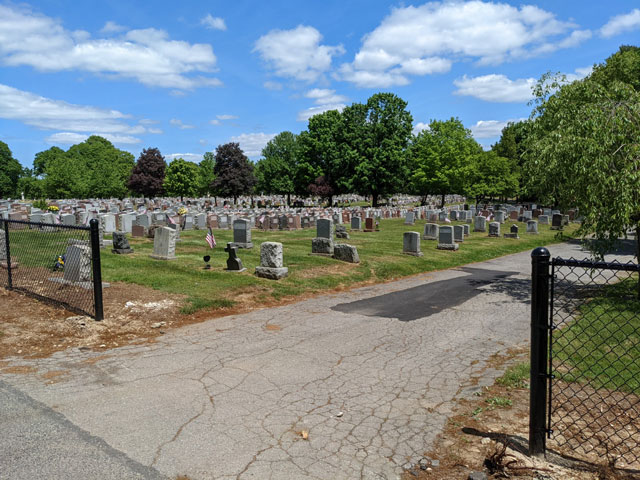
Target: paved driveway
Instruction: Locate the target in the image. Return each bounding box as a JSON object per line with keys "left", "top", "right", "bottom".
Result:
{"left": 1, "top": 242, "right": 621, "bottom": 479}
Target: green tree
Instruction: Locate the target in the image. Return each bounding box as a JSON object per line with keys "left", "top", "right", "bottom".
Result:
{"left": 16, "top": 168, "right": 44, "bottom": 199}
{"left": 211, "top": 143, "right": 256, "bottom": 204}
{"left": 465, "top": 151, "right": 519, "bottom": 207}
{"left": 128, "top": 147, "right": 166, "bottom": 197}
{"left": 255, "top": 131, "right": 299, "bottom": 205}
{"left": 43, "top": 152, "right": 87, "bottom": 199}
{"left": 163, "top": 158, "right": 200, "bottom": 200}
{"left": 0, "top": 141, "right": 22, "bottom": 198}
{"left": 351, "top": 93, "right": 413, "bottom": 207}
{"left": 410, "top": 118, "right": 481, "bottom": 207}
{"left": 198, "top": 152, "right": 216, "bottom": 197}
{"left": 523, "top": 46, "right": 640, "bottom": 259}
{"left": 33, "top": 146, "right": 65, "bottom": 177}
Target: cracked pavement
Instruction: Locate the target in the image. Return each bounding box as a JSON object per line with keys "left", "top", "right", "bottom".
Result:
{"left": 0, "top": 242, "right": 608, "bottom": 479}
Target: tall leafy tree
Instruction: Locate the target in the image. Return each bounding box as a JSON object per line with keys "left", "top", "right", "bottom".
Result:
{"left": 128, "top": 147, "right": 167, "bottom": 197}
{"left": 255, "top": 131, "right": 299, "bottom": 205}
{"left": 524, "top": 46, "right": 640, "bottom": 259}
{"left": 465, "top": 151, "right": 519, "bottom": 207}
{"left": 410, "top": 118, "right": 481, "bottom": 207}
{"left": 0, "top": 141, "right": 22, "bottom": 198}
{"left": 211, "top": 143, "right": 256, "bottom": 204}
{"left": 43, "top": 151, "right": 87, "bottom": 199}
{"left": 17, "top": 168, "right": 44, "bottom": 199}
{"left": 350, "top": 93, "right": 413, "bottom": 207}
{"left": 198, "top": 152, "right": 216, "bottom": 197}
{"left": 33, "top": 146, "right": 65, "bottom": 177}
{"left": 163, "top": 158, "right": 200, "bottom": 200}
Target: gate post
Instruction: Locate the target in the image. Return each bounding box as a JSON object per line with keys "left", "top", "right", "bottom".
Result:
{"left": 89, "top": 219, "right": 104, "bottom": 321}
{"left": 3, "top": 220, "right": 12, "bottom": 290}
{"left": 530, "top": 247, "right": 550, "bottom": 456}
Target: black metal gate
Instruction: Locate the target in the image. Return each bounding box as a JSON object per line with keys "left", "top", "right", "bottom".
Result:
{"left": 530, "top": 248, "right": 640, "bottom": 468}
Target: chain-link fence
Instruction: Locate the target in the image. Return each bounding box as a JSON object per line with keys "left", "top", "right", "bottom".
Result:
{"left": 548, "top": 257, "right": 639, "bottom": 467}
{"left": 0, "top": 219, "right": 103, "bottom": 319}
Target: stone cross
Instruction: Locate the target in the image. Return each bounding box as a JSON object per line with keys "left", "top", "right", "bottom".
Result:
{"left": 224, "top": 243, "right": 246, "bottom": 272}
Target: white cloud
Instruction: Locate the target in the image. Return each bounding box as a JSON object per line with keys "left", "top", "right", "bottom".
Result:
{"left": 209, "top": 119, "right": 221, "bottom": 126}
{"left": 600, "top": 9, "right": 640, "bottom": 38}
{"left": 254, "top": 25, "right": 344, "bottom": 82}
{"left": 170, "top": 118, "right": 195, "bottom": 129}
{"left": 200, "top": 14, "right": 227, "bottom": 31}
{"left": 453, "top": 74, "right": 536, "bottom": 102}
{"left": 341, "top": 1, "right": 586, "bottom": 87}
{"left": 469, "top": 120, "right": 509, "bottom": 138}
{"left": 412, "top": 122, "right": 430, "bottom": 136}
{"left": 263, "top": 81, "right": 283, "bottom": 91}
{"left": 0, "top": 4, "right": 221, "bottom": 90}
{"left": 216, "top": 114, "right": 238, "bottom": 120}
{"left": 0, "top": 83, "right": 148, "bottom": 136}
{"left": 147, "top": 128, "right": 163, "bottom": 134}
{"left": 297, "top": 103, "right": 346, "bottom": 122}
{"left": 230, "top": 133, "right": 277, "bottom": 157}
{"left": 199, "top": 139, "right": 207, "bottom": 146}
{"left": 304, "top": 88, "right": 348, "bottom": 105}
{"left": 165, "top": 153, "right": 203, "bottom": 163}
{"left": 100, "top": 21, "right": 126, "bottom": 34}
{"left": 46, "top": 132, "right": 141, "bottom": 145}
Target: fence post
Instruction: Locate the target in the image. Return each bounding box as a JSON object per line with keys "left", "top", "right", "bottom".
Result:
{"left": 530, "top": 247, "right": 550, "bottom": 456}
{"left": 3, "top": 220, "right": 12, "bottom": 290}
{"left": 89, "top": 219, "right": 104, "bottom": 321}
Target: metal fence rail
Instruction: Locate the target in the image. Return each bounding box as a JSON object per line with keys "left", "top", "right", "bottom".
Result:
{"left": 0, "top": 218, "right": 103, "bottom": 320}
{"left": 530, "top": 248, "right": 639, "bottom": 468}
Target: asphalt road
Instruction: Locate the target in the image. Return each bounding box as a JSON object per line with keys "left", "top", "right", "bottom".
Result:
{"left": 1, "top": 242, "right": 631, "bottom": 480}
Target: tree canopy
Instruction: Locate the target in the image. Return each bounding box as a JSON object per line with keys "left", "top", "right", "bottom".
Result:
{"left": 198, "top": 152, "right": 216, "bottom": 197}
{"left": 0, "top": 140, "right": 22, "bottom": 198}
{"left": 523, "top": 46, "right": 640, "bottom": 259}
{"left": 163, "top": 158, "right": 200, "bottom": 200}
{"left": 211, "top": 143, "right": 256, "bottom": 203}
{"left": 128, "top": 147, "right": 166, "bottom": 197}
{"left": 255, "top": 131, "right": 299, "bottom": 205}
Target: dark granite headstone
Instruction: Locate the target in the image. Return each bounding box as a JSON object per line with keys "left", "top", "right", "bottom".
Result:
{"left": 112, "top": 231, "right": 134, "bottom": 254}
{"left": 224, "top": 242, "right": 246, "bottom": 272}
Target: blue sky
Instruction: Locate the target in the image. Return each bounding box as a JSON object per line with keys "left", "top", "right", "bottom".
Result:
{"left": 1, "top": 0, "right": 639, "bottom": 168}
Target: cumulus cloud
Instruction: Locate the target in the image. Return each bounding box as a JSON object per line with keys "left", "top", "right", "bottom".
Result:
{"left": 0, "top": 4, "right": 221, "bottom": 90}
{"left": 216, "top": 114, "right": 238, "bottom": 120}
{"left": 600, "top": 9, "right": 640, "bottom": 38}
{"left": 230, "top": 133, "right": 277, "bottom": 157}
{"left": 254, "top": 25, "right": 344, "bottom": 82}
{"left": 340, "top": 1, "right": 587, "bottom": 87}
{"left": 453, "top": 74, "right": 536, "bottom": 103}
{"left": 201, "top": 14, "right": 227, "bottom": 31}
{"left": 170, "top": 118, "right": 195, "bottom": 129}
{"left": 304, "top": 88, "right": 348, "bottom": 105}
{"left": 46, "top": 132, "right": 141, "bottom": 145}
{"left": 209, "top": 119, "right": 221, "bottom": 126}
{"left": 0, "top": 83, "right": 149, "bottom": 136}
{"left": 165, "top": 153, "right": 203, "bottom": 163}
{"left": 100, "top": 21, "right": 126, "bottom": 34}
{"left": 412, "top": 122, "right": 430, "bottom": 136}
{"left": 469, "top": 120, "right": 511, "bottom": 138}
{"left": 263, "top": 81, "right": 283, "bottom": 91}
{"left": 297, "top": 103, "right": 346, "bottom": 122}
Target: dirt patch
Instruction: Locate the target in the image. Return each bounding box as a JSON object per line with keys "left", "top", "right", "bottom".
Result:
{"left": 295, "top": 262, "right": 359, "bottom": 279}
{"left": 403, "top": 351, "right": 640, "bottom": 480}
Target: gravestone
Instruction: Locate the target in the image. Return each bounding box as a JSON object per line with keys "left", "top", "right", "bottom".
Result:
{"left": 150, "top": 227, "right": 176, "bottom": 260}
{"left": 60, "top": 213, "right": 76, "bottom": 226}
{"left": 182, "top": 215, "right": 194, "bottom": 231}
{"left": 551, "top": 214, "right": 563, "bottom": 230}
{"left": 438, "top": 211, "right": 448, "bottom": 222}
{"left": 423, "top": 223, "right": 439, "bottom": 240}
{"left": 335, "top": 225, "right": 349, "bottom": 239}
{"left": 494, "top": 211, "right": 506, "bottom": 223}
{"left": 503, "top": 224, "right": 519, "bottom": 239}
{"left": 63, "top": 244, "right": 92, "bottom": 283}
{"left": 312, "top": 219, "right": 334, "bottom": 254}
{"left": 437, "top": 226, "right": 458, "bottom": 250}
{"left": 333, "top": 244, "right": 359, "bottom": 263}
{"left": 474, "top": 216, "right": 486, "bottom": 232}
{"left": 526, "top": 220, "right": 538, "bottom": 234}
{"left": 449, "top": 210, "right": 458, "bottom": 221}
{"left": 112, "top": 231, "right": 134, "bottom": 254}
{"left": 488, "top": 222, "right": 500, "bottom": 237}
{"left": 301, "top": 216, "right": 310, "bottom": 229}
{"left": 194, "top": 213, "right": 207, "bottom": 230}
{"left": 538, "top": 215, "right": 549, "bottom": 225}
{"left": 364, "top": 218, "right": 375, "bottom": 232}
{"left": 351, "top": 216, "right": 362, "bottom": 230}
{"left": 232, "top": 219, "right": 253, "bottom": 249}
{"left": 453, "top": 225, "right": 464, "bottom": 243}
{"left": 119, "top": 214, "right": 134, "bottom": 233}
{"left": 136, "top": 213, "right": 151, "bottom": 228}
{"left": 403, "top": 231, "right": 423, "bottom": 257}
{"left": 317, "top": 219, "right": 334, "bottom": 239}
{"left": 278, "top": 215, "right": 289, "bottom": 230}
{"left": 255, "top": 242, "right": 288, "bottom": 279}
{"left": 404, "top": 211, "right": 415, "bottom": 225}
{"left": 132, "top": 224, "right": 146, "bottom": 237}
{"left": 224, "top": 243, "right": 246, "bottom": 272}
{"left": 101, "top": 214, "right": 116, "bottom": 233}
{"left": 562, "top": 215, "right": 570, "bottom": 226}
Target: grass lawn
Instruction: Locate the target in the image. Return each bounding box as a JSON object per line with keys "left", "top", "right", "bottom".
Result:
{"left": 99, "top": 218, "right": 578, "bottom": 314}
{"left": 553, "top": 276, "right": 640, "bottom": 394}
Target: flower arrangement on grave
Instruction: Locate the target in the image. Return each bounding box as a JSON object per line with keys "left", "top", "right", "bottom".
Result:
{"left": 177, "top": 207, "right": 188, "bottom": 216}
{"left": 47, "top": 205, "right": 59, "bottom": 213}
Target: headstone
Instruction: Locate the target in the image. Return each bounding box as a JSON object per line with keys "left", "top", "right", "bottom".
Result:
{"left": 526, "top": 220, "right": 538, "bottom": 234}
{"left": 562, "top": 214, "right": 570, "bottom": 226}
{"left": 232, "top": 219, "right": 253, "bottom": 249}
{"left": 60, "top": 213, "right": 76, "bottom": 226}
{"left": 437, "top": 226, "right": 458, "bottom": 250}
{"left": 538, "top": 215, "right": 549, "bottom": 225}
{"left": 438, "top": 210, "right": 448, "bottom": 222}
{"left": 182, "top": 215, "right": 194, "bottom": 231}
{"left": 255, "top": 242, "right": 288, "bottom": 279}
{"left": 494, "top": 211, "right": 506, "bottom": 223}
{"left": 132, "top": 225, "right": 146, "bottom": 237}
{"left": 194, "top": 213, "right": 207, "bottom": 230}
{"left": 509, "top": 210, "right": 518, "bottom": 220}
{"left": 333, "top": 244, "right": 359, "bottom": 263}
{"left": 403, "top": 231, "right": 423, "bottom": 257}
{"left": 474, "top": 216, "right": 486, "bottom": 232}
{"left": 449, "top": 210, "right": 458, "bottom": 221}
{"left": 404, "top": 211, "right": 415, "bottom": 225}
{"left": 453, "top": 225, "right": 464, "bottom": 243}
{"left": 317, "top": 219, "right": 334, "bottom": 239}
{"left": 503, "top": 224, "right": 519, "bottom": 239}
{"left": 335, "top": 225, "right": 349, "bottom": 239}
{"left": 101, "top": 214, "right": 116, "bottom": 233}
{"left": 351, "top": 216, "right": 362, "bottom": 230}
{"left": 63, "top": 244, "right": 92, "bottom": 283}
{"left": 112, "top": 231, "right": 134, "bottom": 254}
{"left": 278, "top": 215, "right": 288, "bottom": 230}
{"left": 423, "top": 223, "right": 439, "bottom": 240}
{"left": 150, "top": 227, "right": 176, "bottom": 260}
{"left": 136, "top": 213, "right": 151, "bottom": 228}
{"left": 311, "top": 237, "right": 333, "bottom": 254}
{"left": 488, "top": 222, "right": 500, "bottom": 237}
{"left": 364, "top": 218, "right": 375, "bottom": 232}
{"left": 551, "top": 213, "right": 563, "bottom": 230}
{"left": 224, "top": 243, "right": 246, "bottom": 272}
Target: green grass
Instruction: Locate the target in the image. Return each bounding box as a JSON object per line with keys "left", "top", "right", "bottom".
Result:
{"left": 485, "top": 396, "right": 513, "bottom": 408}
{"left": 553, "top": 276, "right": 640, "bottom": 395}
{"left": 496, "top": 362, "right": 530, "bottom": 389}
{"left": 8, "top": 217, "right": 578, "bottom": 314}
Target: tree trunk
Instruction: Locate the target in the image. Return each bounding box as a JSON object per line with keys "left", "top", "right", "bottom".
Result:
{"left": 287, "top": 193, "right": 291, "bottom": 207}
{"left": 372, "top": 192, "right": 379, "bottom": 208}
{"left": 328, "top": 195, "right": 333, "bottom": 207}
{"left": 440, "top": 193, "right": 445, "bottom": 208}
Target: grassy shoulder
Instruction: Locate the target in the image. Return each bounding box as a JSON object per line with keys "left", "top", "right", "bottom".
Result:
{"left": 101, "top": 218, "right": 579, "bottom": 314}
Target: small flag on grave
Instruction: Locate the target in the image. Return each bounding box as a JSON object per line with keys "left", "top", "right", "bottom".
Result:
{"left": 206, "top": 228, "right": 216, "bottom": 248}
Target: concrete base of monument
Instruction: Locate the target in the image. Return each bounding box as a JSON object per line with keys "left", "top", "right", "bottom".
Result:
{"left": 437, "top": 243, "right": 459, "bottom": 251}
{"left": 503, "top": 233, "right": 520, "bottom": 239}
{"left": 255, "top": 266, "right": 288, "bottom": 280}
{"left": 230, "top": 242, "right": 253, "bottom": 249}
{"left": 224, "top": 268, "right": 247, "bottom": 273}
{"left": 112, "top": 248, "right": 134, "bottom": 254}
{"left": 403, "top": 251, "right": 424, "bottom": 257}
{"left": 149, "top": 254, "right": 176, "bottom": 260}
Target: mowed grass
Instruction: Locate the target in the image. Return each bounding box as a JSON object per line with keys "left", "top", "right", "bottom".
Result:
{"left": 97, "top": 218, "right": 577, "bottom": 313}
{"left": 553, "top": 276, "right": 640, "bottom": 394}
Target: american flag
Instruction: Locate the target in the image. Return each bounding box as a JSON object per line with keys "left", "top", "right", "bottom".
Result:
{"left": 206, "top": 228, "right": 216, "bottom": 248}
{"left": 166, "top": 213, "right": 176, "bottom": 225}
{"left": 444, "top": 217, "right": 451, "bottom": 223}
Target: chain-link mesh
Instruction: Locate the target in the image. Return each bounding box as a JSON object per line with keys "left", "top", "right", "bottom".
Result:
{"left": 550, "top": 257, "right": 640, "bottom": 467}
{"left": 0, "top": 219, "right": 97, "bottom": 317}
